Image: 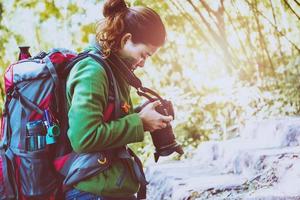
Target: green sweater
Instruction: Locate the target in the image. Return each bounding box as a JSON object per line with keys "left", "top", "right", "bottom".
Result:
{"left": 66, "top": 45, "right": 144, "bottom": 197}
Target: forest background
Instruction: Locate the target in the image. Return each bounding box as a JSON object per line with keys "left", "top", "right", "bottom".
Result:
{"left": 0, "top": 0, "right": 299, "bottom": 161}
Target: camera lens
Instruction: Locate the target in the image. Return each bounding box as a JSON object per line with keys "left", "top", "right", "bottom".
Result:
{"left": 150, "top": 124, "right": 183, "bottom": 162}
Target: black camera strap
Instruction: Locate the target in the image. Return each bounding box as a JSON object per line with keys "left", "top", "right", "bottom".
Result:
{"left": 106, "top": 51, "right": 166, "bottom": 103}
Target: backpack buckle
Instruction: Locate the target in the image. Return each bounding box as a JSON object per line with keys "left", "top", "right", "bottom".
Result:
{"left": 97, "top": 157, "right": 107, "bottom": 165}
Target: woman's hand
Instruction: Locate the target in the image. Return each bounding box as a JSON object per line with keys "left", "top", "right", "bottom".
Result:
{"left": 138, "top": 101, "right": 173, "bottom": 132}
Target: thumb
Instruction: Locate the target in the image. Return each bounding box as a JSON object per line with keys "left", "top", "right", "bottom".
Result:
{"left": 151, "top": 100, "right": 161, "bottom": 108}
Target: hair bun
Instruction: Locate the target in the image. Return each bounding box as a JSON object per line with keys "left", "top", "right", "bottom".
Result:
{"left": 103, "top": 0, "right": 128, "bottom": 17}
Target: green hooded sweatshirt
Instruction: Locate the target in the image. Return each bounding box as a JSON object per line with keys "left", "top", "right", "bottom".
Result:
{"left": 66, "top": 45, "right": 145, "bottom": 198}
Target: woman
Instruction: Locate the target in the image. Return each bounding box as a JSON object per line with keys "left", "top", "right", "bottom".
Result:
{"left": 65, "top": 0, "right": 172, "bottom": 199}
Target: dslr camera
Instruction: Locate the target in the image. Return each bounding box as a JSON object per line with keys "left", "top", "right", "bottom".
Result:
{"left": 136, "top": 87, "right": 184, "bottom": 162}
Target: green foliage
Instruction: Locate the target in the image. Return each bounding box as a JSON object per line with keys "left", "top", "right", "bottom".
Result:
{"left": 81, "top": 23, "right": 96, "bottom": 43}
{"left": 67, "top": 3, "right": 80, "bottom": 15}
{"left": 39, "top": 1, "right": 62, "bottom": 21}
{"left": 13, "top": 0, "right": 39, "bottom": 8}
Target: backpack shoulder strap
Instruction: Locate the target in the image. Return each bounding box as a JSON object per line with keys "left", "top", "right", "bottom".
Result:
{"left": 87, "top": 52, "right": 121, "bottom": 120}
{"left": 62, "top": 50, "right": 120, "bottom": 121}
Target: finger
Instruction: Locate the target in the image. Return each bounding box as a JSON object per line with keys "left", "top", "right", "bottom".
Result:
{"left": 161, "top": 115, "right": 173, "bottom": 122}
{"left": 162, "top": 122, "right": 167, "bottom": 128}
{"left": 155, "top": 125, "right": 163, "bottom": 130}
{"left": 156, "top": 122, "right": 167, "bottom": 130}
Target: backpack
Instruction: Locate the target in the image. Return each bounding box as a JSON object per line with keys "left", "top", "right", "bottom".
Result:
{"left": 0, "top": 48, "right": 120, "bottom": 200}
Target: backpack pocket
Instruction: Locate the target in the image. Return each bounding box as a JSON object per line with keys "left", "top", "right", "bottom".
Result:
{"left": 63, "top": 152, "right": 111, "bottom": 187}
{"left": 0, "top": 149, "right": 16, "bottom": 199}
{"left": 18, "top": 150, "right": 59, "bottom": 197}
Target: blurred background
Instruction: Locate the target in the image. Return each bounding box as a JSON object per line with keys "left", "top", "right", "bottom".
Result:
{"left": 0, "top": 0, "right": 299, "bottom": 161}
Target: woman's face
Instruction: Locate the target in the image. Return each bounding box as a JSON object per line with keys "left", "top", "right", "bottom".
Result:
{"left": 118, "top": 34, "right": 159, "bottom": 71}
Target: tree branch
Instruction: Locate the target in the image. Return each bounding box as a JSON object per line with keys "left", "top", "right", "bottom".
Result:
{"left": 223, "top": 7, "right": 252, "bottom": 65}
{"left": 169, "top": 0, "right": 213, "bottom": 47}
{"left": 187, "top": 0, "right": 238, "bottom": 74}
{"left": 282, "top": 0, "right": 300, "bottom": 20}
{"left": 244, "top": 0, "right": 300, "bottom": 52}
{"left": 294, "top": 0, "right": 300, "bottom": 7}
{"left": 199, "top": 0, "right": 227, "bottom": 45}
{"left": 253, "top": 0, "right": 277, "bottom": 78}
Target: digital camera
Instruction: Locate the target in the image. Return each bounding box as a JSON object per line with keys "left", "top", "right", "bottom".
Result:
{"left": 136, "top": 88, "right": 184, "bottom": 162}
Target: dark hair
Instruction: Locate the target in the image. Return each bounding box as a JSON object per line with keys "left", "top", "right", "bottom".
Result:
{"left": 96, "top": 0, "right": 166, "bottom": 57}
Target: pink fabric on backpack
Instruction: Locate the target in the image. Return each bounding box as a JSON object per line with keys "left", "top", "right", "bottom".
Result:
{"left": 50, "top": 52, "right": 76, "bottom": 65}
{"left": 4, "top": 64, "right": 15, "bottom": 94}
{"left": 54, "top": 153, "right": 70, "bottom": 172}
{"left": 0, "top": 116, "right": 4, "bottom": 141}
{"left": 29, "top": 94, "right": 53, "bottom": 121}
{"left": 0, "top": 157, "right": 3, "bottom": 189}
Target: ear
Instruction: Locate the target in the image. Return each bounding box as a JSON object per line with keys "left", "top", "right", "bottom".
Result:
{"left": 120, "top": 33, "right": 132, "bottom": 48}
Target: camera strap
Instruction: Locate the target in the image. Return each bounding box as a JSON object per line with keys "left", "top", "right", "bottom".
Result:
{"left": 106, "top": 52, "right": 143, "bottom": 89}
{"left": 94, "top": 41, "right": 166, "bottom": 104}
{"left": 106, "top": 51, "right": 166, "bottom": 104}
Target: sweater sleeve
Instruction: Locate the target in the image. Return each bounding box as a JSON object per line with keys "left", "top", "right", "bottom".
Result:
{"left": 66, "top": 58, "right": 144, "bottom": 153}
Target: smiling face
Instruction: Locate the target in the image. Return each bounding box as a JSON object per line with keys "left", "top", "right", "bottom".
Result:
{"left": 117, "top": 33, "right": 159, "bottom": 71}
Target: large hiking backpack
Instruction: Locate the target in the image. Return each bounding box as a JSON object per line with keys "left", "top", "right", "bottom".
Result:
{"left": 0, "top": 48, "right": 120, "bottom": 200}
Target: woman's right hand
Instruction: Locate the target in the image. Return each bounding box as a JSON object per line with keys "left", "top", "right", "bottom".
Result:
{"left": 138, "top": 101, "right": 173, "bottom": 132}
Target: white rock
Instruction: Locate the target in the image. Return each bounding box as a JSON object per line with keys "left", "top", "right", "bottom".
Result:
{"left": 146, "top": 118, "right": 300, "bottom": 199}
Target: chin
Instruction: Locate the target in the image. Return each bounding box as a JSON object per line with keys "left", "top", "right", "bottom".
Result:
{"left": 131, "top": 66, "right": 137, "bottom": 71}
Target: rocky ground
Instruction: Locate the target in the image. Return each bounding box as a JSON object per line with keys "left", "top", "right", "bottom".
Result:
{"left": 145, "top": 117, "right": 300, "bottom": 200}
